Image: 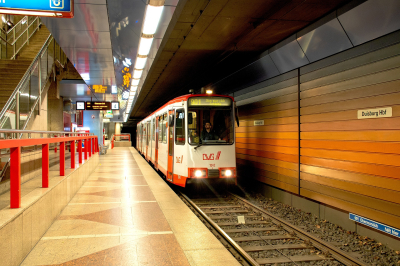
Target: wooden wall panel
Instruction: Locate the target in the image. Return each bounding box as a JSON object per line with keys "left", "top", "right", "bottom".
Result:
{"left": 236, "top": 77, "right": 299, "bottom": 193}
{"left": 299, "top": 44, "right": 400, "bottom": 226}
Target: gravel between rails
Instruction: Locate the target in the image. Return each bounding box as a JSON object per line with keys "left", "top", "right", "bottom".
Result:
{"left": 245, "top": 193, "right": 400, "bottom": 266}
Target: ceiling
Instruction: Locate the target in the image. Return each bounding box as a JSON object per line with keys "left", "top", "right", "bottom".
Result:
{"left": 41, "top": 0, "right": 351, "bottom": 126}
{"left": 128, "top": 0, "right": 351, "bottom": 125}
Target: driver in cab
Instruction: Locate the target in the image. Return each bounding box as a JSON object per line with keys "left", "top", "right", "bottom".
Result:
{"left": 201, "top": 121, "right": 220, "bottom": 141}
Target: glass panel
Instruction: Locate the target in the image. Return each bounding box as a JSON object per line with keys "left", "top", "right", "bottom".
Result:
{"left": 0, "top": 95, "right": 16, "bottom": 129}
{"left": 162, "top": 114, "right": 167, "bottom": 143}
{"left": 41, "top": 48, "right": 47, "bottom": 89}
{"left": 47, "top": 41, "right": 54, "bottom": 72}
{"left": 188, "top": 106, "right": 234, "bottom": 145}
{"left": 175, "top": 109, "right": 185, "bottom": 145}
{"left": 30, "top": 62, "right": 39, "bottom": 108}
{"left": 19, "top": 79, "right": 30, "bottom": 129}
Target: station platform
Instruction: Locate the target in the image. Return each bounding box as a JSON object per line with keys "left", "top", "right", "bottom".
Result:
{"left": 21, "top": 147, "right": 239, "bottom": 266}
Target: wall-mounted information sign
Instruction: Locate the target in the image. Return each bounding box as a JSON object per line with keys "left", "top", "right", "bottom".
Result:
{"left": 111, "top": 101, "right": 119, "bottom": 110}
{"left": 350, "top": 213, "right": 399, "bottom": 238}
{"left": 76, "top": 101, "right": 85, "bottom": 110}
{"left": 357, "top": 107, "right": 392, "bottom": 119}
{"left": 0, "top": 0, "right": 74, "bottom": 18}
{"left": 85, "top": 101, "right": 111, "bottom": 110}
{"left": 254, "top": 120, "right": 264, "bottom": 126}
{"left": 188, "top": 97, "right": 232, "bottom": 107}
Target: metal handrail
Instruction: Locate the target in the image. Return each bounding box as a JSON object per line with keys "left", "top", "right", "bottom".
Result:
{"left": 0, "top": 129, "right": 94, "bottom": 135}
{"left": 0, "top": 34, "right": 52, "bottom": 121}
{"left": 0, "top": 16, "right": 41, "bottom": 59}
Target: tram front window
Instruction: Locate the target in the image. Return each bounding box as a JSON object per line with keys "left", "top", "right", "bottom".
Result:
{"left": 188, "top": 107, "right": 234, "bottom": 145}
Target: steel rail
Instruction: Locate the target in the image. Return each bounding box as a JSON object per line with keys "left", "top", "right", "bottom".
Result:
{"left": 230, "top": 193, "right": 368, "bottom": 266}
{"left": 179, "top": 192, "right": 259, "bottom": 266}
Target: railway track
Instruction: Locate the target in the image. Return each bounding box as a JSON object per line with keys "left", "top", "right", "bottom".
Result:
{"left": 179, "top": 192, "right": 369, "bottom": 266}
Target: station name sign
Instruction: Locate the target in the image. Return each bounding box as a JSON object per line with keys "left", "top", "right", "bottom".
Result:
{"left": 188, "top": 97, "right": 232, "bottom": 107}
{"left": 357, "top": 107, "right": 392, "bottom": 119}
{"left": 349, "top": 213, "right": 399, "bottom": 238}
{"left": 0, "top": 0, "right": 74, "bottom": 18}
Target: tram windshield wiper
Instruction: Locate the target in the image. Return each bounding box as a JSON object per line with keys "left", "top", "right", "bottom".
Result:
{"left": 194, "top": 143, "right": 203, "bottom": 150}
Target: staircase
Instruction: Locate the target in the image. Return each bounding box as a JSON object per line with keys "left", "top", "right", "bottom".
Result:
{"left": 0, "top": 27, "right": 51, "bottom": 111}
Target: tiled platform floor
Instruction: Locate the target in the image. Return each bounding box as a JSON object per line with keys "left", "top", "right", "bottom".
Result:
{"left": 21, "top": 147, "right": 239, "bottom": 266}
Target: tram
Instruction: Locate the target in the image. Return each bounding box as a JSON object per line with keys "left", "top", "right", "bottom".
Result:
{"left": 137, "top": 91, "right": 238, "bottom": 187}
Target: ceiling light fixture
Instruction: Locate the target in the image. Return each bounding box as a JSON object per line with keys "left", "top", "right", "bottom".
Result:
{"left": 0, "top": 9, "right": 59, "bottom": 16}
{"left": 138, "top": 36, "right": 154, "bottom": 56}
{"left": 132, "top": 79, "right": 140, "bottom": 86}
{"left": 133, "top": 69, "right": 143, "bottom": 79}
{"left": 135, "top": 56, "right": 148, "bottom": 69}
{"left": 142, "top": 5, "right": 164, "bottom": 35}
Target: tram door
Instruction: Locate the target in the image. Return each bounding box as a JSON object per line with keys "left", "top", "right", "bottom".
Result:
{"left": 167, "top": 110, "right": 174, "bottom": 182}
{"left": 155, "top": 116, "right": 159, "bottom": 168}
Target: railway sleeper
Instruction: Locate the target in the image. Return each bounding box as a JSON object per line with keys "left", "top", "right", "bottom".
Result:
{"left": 256, "top": 254, "right": 332, "bottom": 264}
{"left": 242, "top": 243, "right": 306, "bottom": 252}
{"left": 224, "top": 227, "right": 277, "bottom": 233}
{"left": 233, "top": 235, "right": 296, "bottom": 242}
{"left": 216, "top": 220, "right": 268, "bottom": 226}
{"left": 203, "top": 209, "right": 249, "bottom": 214}
{"left": 200, "top": 205, "right": 242, "bottom": 209}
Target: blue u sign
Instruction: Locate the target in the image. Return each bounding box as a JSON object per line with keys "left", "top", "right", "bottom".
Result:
{"left": 0, "top": 0, "right": 72, "bottom": 12}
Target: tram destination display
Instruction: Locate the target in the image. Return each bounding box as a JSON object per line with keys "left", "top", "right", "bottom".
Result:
{"left": 188, "top": 97, "right": 232, "bottom": 107}
{"left": 85, "top": 101, "right": 112, "bottom": 110}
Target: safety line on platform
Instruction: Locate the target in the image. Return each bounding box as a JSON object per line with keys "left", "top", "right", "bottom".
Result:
{"left": 41, "top": 231, "right": 174, "bottom": 240}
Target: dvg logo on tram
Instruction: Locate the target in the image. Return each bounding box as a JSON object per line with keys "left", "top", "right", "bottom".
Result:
{"left": 50, "top": 0, "right": 64, "bottom": 9}
{"left": 203, "top": 151, "right": 221, "bottom": 160}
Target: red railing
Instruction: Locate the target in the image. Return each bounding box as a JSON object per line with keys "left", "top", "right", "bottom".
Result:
{"left": 111, "top": 134, "right": 131, "bottom": 149}
{"left": 0, "top": 130, "right": 99, "bottom": 208}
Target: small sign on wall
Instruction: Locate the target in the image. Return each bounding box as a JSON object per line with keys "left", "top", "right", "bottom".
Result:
{"left": 254, "top": 120, "right": 264, "bottom": 126}
{"left": 357, "top": 107, "right": 392, "bottom": 119}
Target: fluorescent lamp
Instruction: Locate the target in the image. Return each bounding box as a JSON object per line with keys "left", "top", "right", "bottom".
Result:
{"left": 131, "top": 85, "right": 138, "bottom": 91}
{"left": 111, "top": 85, "right": 117, "bottom": 94}
{"left": 81, "top": 73, "right": 90, "bottom": 80}
{"left": 143, "top": 5, "right": 164, "bottom": 35}
{"left": 133, "top": 69, "right": 143, "bottom": 79}
{"left": 0, "top": 9, "right": 58, "bottom": 16}
{"left": 135, "top": 57, "right": 147, "bottom": 69}
{"left": 130, "top": 91, "right": 136, "bottom": 97}
{"left": 132, "top": 79, "right": 140, "bottom": 85}
{"left": 138, "top": 37, "right": 154, "bottom": 56}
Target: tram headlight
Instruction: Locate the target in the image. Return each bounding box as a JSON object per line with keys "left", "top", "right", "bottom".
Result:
{"left": 220, "top": 168, "right": 236, "bottom": 178}
{"left": 225, "top": 170, "right": 232, "bottom": 177}
{"left": 195, "top": 170, "right": 203, "bottom": 177}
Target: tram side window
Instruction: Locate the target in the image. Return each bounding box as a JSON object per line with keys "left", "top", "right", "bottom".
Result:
{"left": 175, "top": 109, "right": 185, "bottom": 145}
{"left": 158, "top": 116, "right": 162, "bottom": 142}
{"left": 162, "top": 113, "right": 167, "bottom": 143}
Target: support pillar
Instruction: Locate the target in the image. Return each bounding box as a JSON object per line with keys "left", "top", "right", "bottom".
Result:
{"left": 10, "top": 147, "right": 21, "bottom": 208}
{"left": 42, "top": 143, "right": 49, "bottom": 188}
{"left": 60, "top": 142, "right": 65, "bottom": 176}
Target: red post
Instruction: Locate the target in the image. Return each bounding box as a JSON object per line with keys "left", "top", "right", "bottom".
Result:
{"left": 84, "top": 139, "right": 88, "bottom": 160}
{"left": 71, "top": 140, "right": 75, "bottom": 169}
{"left": 78, "top": 139, "right": 82, "bottom": 164}
{"left": 89, "top": 138, "right": 92, "bottom": 157}
{"left": 42, "top": 144, "right": 49, "bottom": 188}
{"left": 10, "top": 147, "right": 21, "bottom": 208}
{"left": 96, "top": 138, "right": 99, "bottom": 153}
{"left": 60, "top": 142, "right": 65, "bottom": 176}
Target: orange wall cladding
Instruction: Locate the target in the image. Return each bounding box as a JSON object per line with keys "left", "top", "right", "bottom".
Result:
{"left": 236, "top": 75, "right": 299, "bottom": 194}
{"left": 236, "top": 42, "right": 400, "bottom": 228}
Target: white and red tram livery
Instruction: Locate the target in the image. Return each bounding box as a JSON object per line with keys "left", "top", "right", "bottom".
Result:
{"left": 137, "top": 93, "right": 237, "bottom": 187}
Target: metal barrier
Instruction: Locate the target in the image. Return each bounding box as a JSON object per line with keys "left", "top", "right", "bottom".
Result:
{"left": 111, "top": 134, "right": 131, "bottom": 149}
{"left": 0, "top": 129, "right": 99, "bottom": 209}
